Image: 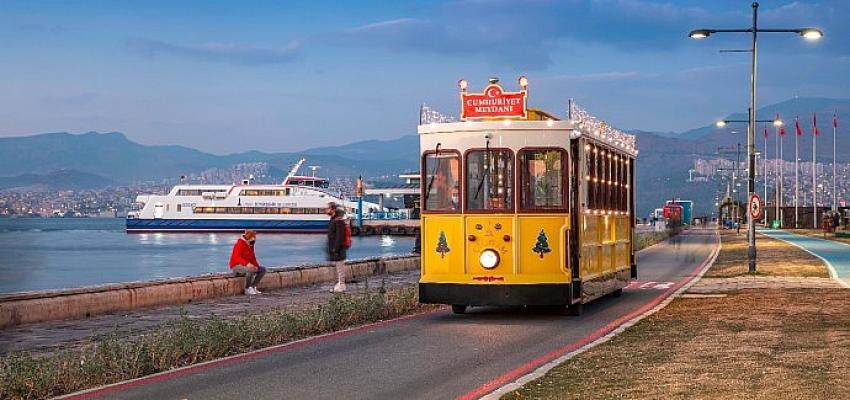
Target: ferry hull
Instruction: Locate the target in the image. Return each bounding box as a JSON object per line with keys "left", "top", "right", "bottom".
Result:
{"left": 126, "top": 218, "right": 328, "bottom": 233}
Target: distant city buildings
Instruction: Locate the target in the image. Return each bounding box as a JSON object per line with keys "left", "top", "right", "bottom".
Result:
{"left": 692, "top": 157, "right": 850, "bottom": 208}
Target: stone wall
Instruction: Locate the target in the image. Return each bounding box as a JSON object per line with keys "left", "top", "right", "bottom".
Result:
{"left": 0, "top": 256, "right": 421, "bottom": 329}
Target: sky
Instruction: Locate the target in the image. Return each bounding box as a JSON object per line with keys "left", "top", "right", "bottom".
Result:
{"left": 1, "top": 0, "right": 848, "bottom": 155}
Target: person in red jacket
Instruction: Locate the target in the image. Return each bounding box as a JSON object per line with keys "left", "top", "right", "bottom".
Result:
{"left": 229, "top": 229, "right": 266, "bottom": 295}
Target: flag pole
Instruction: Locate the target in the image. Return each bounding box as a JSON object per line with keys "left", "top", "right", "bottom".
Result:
{"left": 776, "top": 119, "right": 785, "bottom": 228}
{"left": 834, "top": 113, "right": 838, "bottom": 213}
{"left": 813, "top": 113, "right": 817, "bottom": 228}
{"left": 795, "top": 116, "right": 800, "bottom": 228}
{"left": 764, "top": 125, "right": 768, "bottom": 224}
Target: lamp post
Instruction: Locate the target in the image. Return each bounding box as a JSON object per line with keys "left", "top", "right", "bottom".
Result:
{"left": 690, "top": 1, "right": 822, "bottom": 273}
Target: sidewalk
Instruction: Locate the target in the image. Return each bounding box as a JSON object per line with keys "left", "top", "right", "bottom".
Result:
{"left": 0, "top": 269, "right": 420, "bottom": 356}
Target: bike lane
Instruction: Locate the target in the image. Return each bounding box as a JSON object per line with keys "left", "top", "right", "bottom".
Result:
{"left": 759, "top": 229, "right": 850, "bottom": 288}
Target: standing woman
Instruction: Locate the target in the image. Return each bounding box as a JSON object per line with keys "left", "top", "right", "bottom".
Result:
{"left": 326, "top": 202, "right": 348, "bottom": 292}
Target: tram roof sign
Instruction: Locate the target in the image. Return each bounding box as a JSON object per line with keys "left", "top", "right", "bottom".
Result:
{"left": 459, "top": 77, "right": 527, "bottom": 121}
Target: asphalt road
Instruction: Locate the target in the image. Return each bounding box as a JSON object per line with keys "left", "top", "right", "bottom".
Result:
{"left": 67, "top": 228, "right": 718, "bottom": 400}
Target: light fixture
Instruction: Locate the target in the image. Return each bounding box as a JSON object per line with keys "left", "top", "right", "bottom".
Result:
{"left": 716, "top": 120, "right": 727, "bottom": 128}
{"left": 689, "top": 29, "right": 711, "bottom": 39}
{"left": 479, "top": 249, "right": 500, "bottom": 269}
{"left": 458, "top": 79, "right": 468, "bottom": 91}
{"left": 518, "top": 75, "right": 528, "bottom": 88}
{"left": 800, "top": 28, "right": 823, "bottom": 40}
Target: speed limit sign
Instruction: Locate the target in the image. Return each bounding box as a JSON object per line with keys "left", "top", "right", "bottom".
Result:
{"left": 749, "top": 193, "right": 762, "bottom": 220}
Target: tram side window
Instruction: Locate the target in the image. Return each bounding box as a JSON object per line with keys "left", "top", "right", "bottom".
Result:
{"left": 466, "top": 149, "right": 513, "bottom": 211}
{"left": 519, "top": 149, "right": 566, "bottom": 209}
{"left": 423, "top": 153, "right": 460, "bottom": 212}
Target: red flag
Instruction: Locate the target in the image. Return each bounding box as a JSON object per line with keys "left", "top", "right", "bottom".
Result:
{"left": 813, "top": 113, "right": 819, "bottom": 136}
{"left": 795, "top": 116, "right": 802, "bottom": 136}
{"left": 780, "top": 126, "right": 786, "bottom": 136}
{"left": 835, "top": 114, "right": 839, "bottom": 129}
{"left": 764, "top": 127, "right": 768, "bottom": 139}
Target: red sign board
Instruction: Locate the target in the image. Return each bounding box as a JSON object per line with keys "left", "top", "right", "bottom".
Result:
{"left": 749, "top": 193, "right": 762, "bottom": 220}
{"left": 461, "top": 84, "right": 527, "bottom": 120}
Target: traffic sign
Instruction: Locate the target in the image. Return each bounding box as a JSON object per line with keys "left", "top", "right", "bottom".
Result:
{"left": 749, "top": 193, "right": 762, "bottom": 220}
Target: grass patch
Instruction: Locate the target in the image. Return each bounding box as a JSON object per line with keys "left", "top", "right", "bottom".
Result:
{"left": 635, "top": 229, "right": 675, "bottom": 251}
{"left": 502, "top": 289, "right": 850, "bottom": 400}
{"left": 502, "top": 226, "right": 846, "bottom": 400}
{"left": 0, "top": 286, "right": 437, "bottom": 400}
{"left": 706, "top": 230, "right": 828, "bottom": 278}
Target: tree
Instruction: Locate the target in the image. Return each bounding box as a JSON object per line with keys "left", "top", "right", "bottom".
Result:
{"left": 435, "top": 230, "right": 450, "bottom": 258}
{"left": 532, "top": 229, "right": 551, "bottom": 258}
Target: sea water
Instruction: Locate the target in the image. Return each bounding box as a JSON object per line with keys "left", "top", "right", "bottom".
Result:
{"left": 0, "top": 218, "right": 415, "bottom": 294}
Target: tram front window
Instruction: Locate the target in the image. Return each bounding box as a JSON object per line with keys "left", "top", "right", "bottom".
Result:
{"left": 423, "top": 153, "right": 459, "bottom": 211}
{"left": 466, "top": 149, "right": 513, "bottom": 211}
{"left": 519, "top": 149, "right": 566, "bottom": 209}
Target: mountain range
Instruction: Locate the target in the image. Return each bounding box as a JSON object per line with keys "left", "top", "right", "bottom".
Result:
{"left": 2, "top": 97, "right": 848, "bottom": 217}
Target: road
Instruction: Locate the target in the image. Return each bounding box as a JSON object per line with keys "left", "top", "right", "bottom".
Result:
{"left": 65, "top": 228, "right": 718, "bottom": 400}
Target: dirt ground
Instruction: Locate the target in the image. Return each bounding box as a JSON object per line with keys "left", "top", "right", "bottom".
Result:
{"left": 503, "top": 229, "right": 850, "bottom": 400}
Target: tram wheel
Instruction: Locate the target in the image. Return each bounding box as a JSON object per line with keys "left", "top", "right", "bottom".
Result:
{"left": 451, "top": 304, "right": 467, "bottom": 314}
{"left": 562, "top": 302, "right": 583, "bottom": 316}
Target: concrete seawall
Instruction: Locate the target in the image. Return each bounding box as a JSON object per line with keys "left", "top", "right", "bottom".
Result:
{"left": 0, "top": 255, "right": 420, "bottom": 329}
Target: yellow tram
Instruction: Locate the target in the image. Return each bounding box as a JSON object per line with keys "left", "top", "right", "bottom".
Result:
{"left": 418, "top": 77, "right": 637, "bottom": 314}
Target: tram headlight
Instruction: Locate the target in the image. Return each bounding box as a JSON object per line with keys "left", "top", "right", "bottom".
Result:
{"left": 479, "top": 249, "right": 500, "bottom": 269}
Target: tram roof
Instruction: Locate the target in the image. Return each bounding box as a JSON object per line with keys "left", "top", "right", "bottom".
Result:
{"left": 418, "top": 119, "right": 637, "bottom": 157}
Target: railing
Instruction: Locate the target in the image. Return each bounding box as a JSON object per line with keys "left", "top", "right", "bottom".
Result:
{"left": 364, "top": 211, "right": 408, "bottom": 220}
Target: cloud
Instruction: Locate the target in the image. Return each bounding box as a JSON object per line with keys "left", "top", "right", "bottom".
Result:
{"left": 15, "top": 23, "right": 65, "bottom": 35}
{"left": 320, "top": 0, "right": 712, "bottom": 70}
{"left": 127, "top": 38, "right": 302, "bottom": 66}
{"left": 544, "top": 71, "right": 641, "bottom": 83}
{"left": 41, "top": 92, "right": 100, "bottom": 105}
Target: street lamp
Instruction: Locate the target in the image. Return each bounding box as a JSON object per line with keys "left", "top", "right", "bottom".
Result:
{"left": 689, "top": 1, "right": 822, "bottom": 273}
{"left": 716, "top": 117, "right": 783, "bottom": 128}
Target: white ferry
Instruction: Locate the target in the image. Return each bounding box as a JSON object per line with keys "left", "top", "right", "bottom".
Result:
{"left": 126, "top": 159, "right": 380, "bottom": 233}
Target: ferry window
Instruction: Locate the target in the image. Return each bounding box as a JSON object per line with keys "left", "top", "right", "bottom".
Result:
{"left": 466, "top": 149, "right": 513, "bottom": 211}
{"left": 177, "top": 204, "right": 182, "bottom": 212}
{"left": 519, "top": 149, "right": 566, "bottom": 210}
{"left": 423, "top": 152, "right": 460, "bottom": 212}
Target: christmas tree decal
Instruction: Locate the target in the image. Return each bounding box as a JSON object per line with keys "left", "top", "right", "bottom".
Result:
{"left": 532, "top": 229, "right": 551, "bottom": 258}
{"left": 435, "top": 230, "right": 450, "bottom": 258}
